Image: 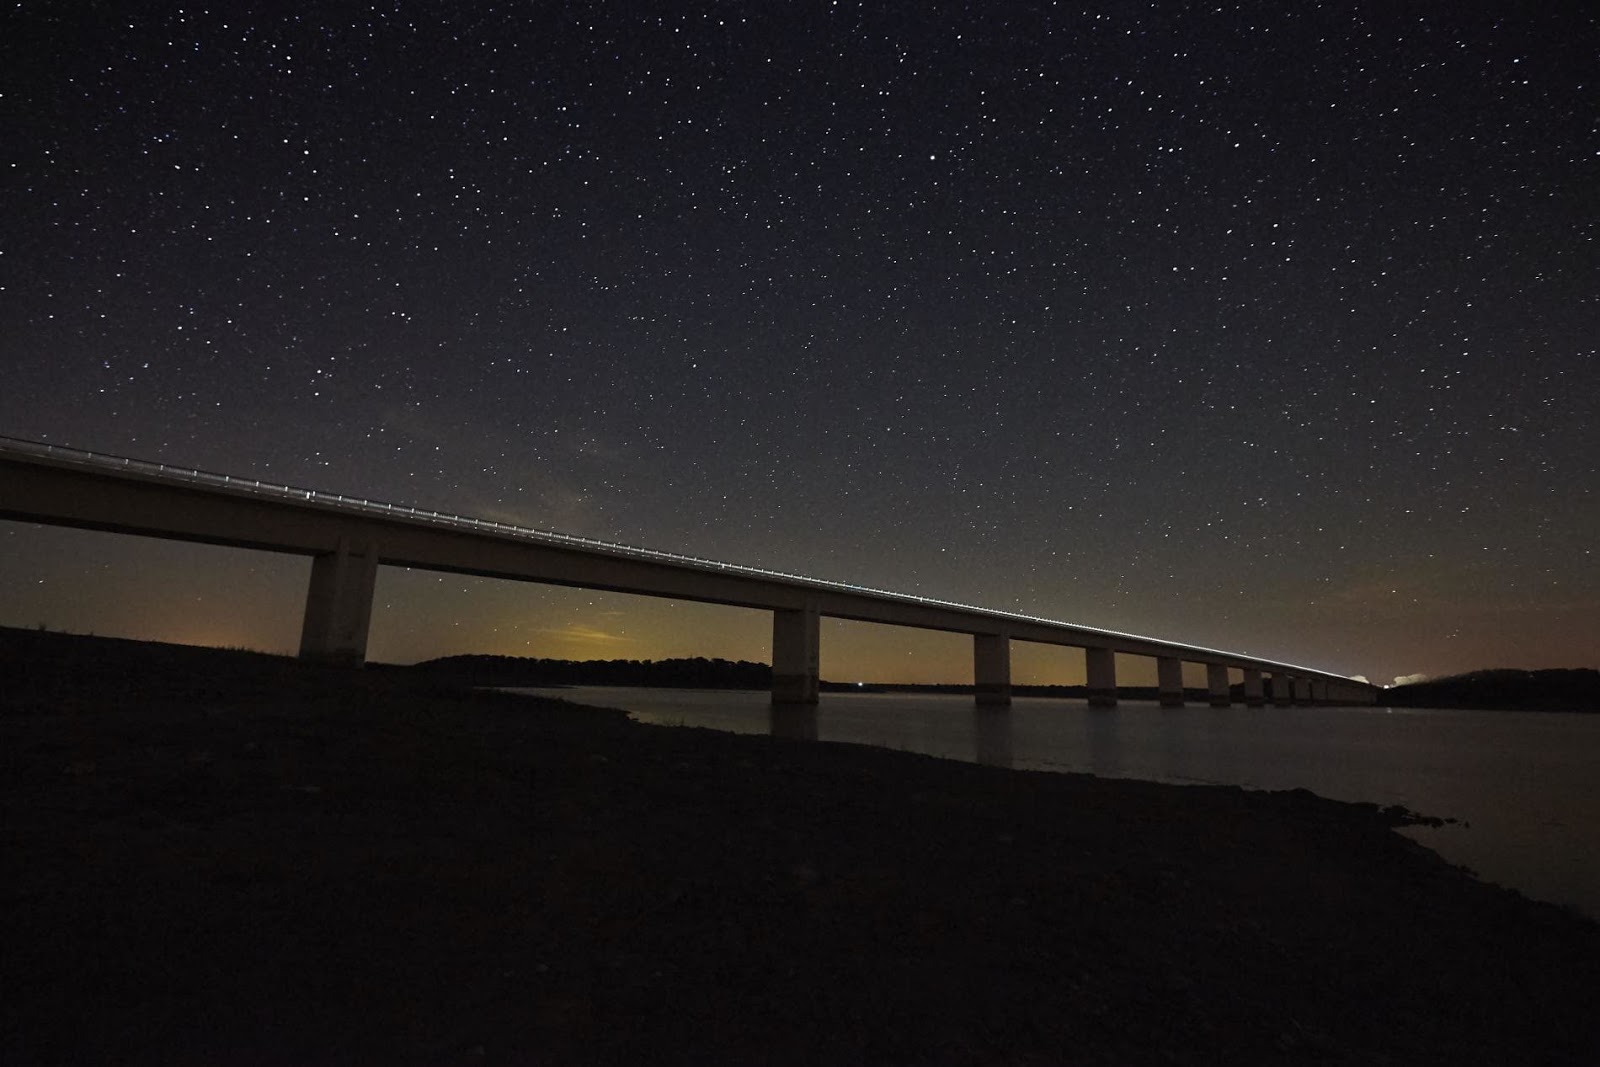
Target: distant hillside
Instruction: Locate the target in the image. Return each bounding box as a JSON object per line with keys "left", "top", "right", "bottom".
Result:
{"left": 1385, "top": 669, "right": 1600, "bottom": 712}
{"left": 410, "top": 654, "right": 772, "bottom": 690}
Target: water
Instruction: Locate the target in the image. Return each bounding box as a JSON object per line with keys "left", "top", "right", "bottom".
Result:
{"left": 508, "top": 687, "right": 1600, "bottom": 921}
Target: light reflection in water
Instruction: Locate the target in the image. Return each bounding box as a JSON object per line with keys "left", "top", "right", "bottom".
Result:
{"left": 1085, "top": 707, "right": 1122, "bottom": 777}
{"left": 973, "top": 708, "right": 1012, "bottom": 769}
{"left": 768, "top": 704, "right": 819, "bottom": 741}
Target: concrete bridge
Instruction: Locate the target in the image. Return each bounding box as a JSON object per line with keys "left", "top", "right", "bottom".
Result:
{"left": 0, "top": 436, "right": 1377, "bottom": 707}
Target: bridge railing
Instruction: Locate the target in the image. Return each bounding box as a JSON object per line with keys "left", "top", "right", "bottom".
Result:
{"left": 0, "top": 434, "right": 1353, "bottom": 679}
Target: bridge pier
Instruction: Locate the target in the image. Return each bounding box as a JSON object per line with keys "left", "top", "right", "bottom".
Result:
{"left": 1207, "top": 663, "right": 1231, "bottom": 707}
{"left": 771, "top": 605, "right": 820, "bottom": 705}
{"left": 298, "top": 538, "right": 378, "bottom": 666}
{"left": 1085, "top": 646, "right": 1117, "bottom": 707}
{"left": 974, "top": 632, "right": 1012, "bottom": 706}
{"left": 1242, "top": 668, "right": 1264, "bottom": 706}
{"left": 1157, "top": 656, "right": 1184, "bottom": 707}
{"left": 1272, "top": 674, "right": 1294, "bottom": 706}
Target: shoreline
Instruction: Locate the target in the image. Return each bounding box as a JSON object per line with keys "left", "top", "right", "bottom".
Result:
{"left": 5, "top": 628, "right": 1598, "bottom": 1064}
{"left": 520, "top": 683, "right": 1600, "bottom": 922}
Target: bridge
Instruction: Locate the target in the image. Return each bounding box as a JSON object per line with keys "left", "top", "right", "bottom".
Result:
{"left": 0, "top": 435, "right": 1377, "bottom": 707}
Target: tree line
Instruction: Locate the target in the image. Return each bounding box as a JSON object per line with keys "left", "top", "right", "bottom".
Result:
{"left": 409, "top": 654, "right": 773, "bottom": 689}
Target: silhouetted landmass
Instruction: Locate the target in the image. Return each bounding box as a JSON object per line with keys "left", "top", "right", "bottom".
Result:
{"left": 820, "top": 681, "right": 1098, "bottom": 696}
{"left": 411, "top": 652, "right": 773, "bottom": 689}
{"left": 414, "top": 652, "right": 1600, "bottom": 713}
{"left": 820, "top": 682, "right": 1223, "bottom": 702}
{"left": 1385, "top": 668, "right": 1600, "bottom": 712}
{"left": 410, "top": 659, "right": 1226, "bottom": 703}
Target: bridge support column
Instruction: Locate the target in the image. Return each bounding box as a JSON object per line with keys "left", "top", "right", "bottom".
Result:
{"left": 1207, "top": 663, "right": 1231, "bottom": 707}
{"left": 1272, "top": 674, "right": 1294, "bottom": 706}
{"left": 298, "top": 538, "right": 378, "bottom": 666}
{"left": 1085, "top": 647, "right": 1117, "bottom": 707}
{"left": 1242, "top": 668, "right": 1264, "bottom": 706}
{"left": 1157, "top": 656, "right": 1184, "bottom": 707}
{"left": 771, "top": 606, "right": 820, "bottom": 705}
{"left": 974, "top": 633, "right": 1011, "bottom": 706}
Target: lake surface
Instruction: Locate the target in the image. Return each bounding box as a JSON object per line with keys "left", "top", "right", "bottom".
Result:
{"left": 509, "top": 687, "right": 1600, "bottom": 921}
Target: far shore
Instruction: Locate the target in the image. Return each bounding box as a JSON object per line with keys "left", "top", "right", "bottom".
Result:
{"left": 407, "top": 648, "right": 1600, "bottom": 712}
{"left": 4, "top": 627, "right": 1598, "bottom": 1064}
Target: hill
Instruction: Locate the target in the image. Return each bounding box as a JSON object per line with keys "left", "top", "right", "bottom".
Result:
{"left": 1385, "top": 668, "right": 1600, "bottom": 712}
{"left": 410, "top": 652, "right": 773, "bottom": 689}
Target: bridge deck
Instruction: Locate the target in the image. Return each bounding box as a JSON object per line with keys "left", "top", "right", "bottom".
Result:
{"left": 0, "top": 436, "right": 1374, "bottom": 703}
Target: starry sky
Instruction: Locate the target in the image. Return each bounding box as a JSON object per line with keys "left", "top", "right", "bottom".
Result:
{"left": 3, "top": 2, "right": 1595, "bottom": 686}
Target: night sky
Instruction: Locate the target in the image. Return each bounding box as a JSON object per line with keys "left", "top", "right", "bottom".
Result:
{"left": 3, "top": 2, "right": 1595, "bottom": 686}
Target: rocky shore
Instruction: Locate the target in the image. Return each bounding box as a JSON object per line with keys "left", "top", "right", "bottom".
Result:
{"left": 3, "top": 627, "right": 1597, "bottom": 1065}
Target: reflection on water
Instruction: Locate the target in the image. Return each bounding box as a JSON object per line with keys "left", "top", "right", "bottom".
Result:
{"left": 768, "top": 704, "right": 819, "bottom": 741}
{"left": 973, "top": 708, "right": 1012, "bottom": 768}
{"left": 1086, "top": 707, "right": 1122, "bottom": 778}
{"left": 506, "top": 686, "right": 1600, "bottom": 921}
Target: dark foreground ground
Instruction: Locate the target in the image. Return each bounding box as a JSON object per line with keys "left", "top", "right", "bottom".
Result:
{"left": 3, "top": 629, "right": 1598, "bottom": 1066}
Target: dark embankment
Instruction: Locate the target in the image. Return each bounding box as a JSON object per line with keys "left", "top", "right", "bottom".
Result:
{"left": 3, "top": 627, "right": 1598, "bottom": 1065}
{"left": 1385, "top": 668, "right": 1600, "bottom": 712}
